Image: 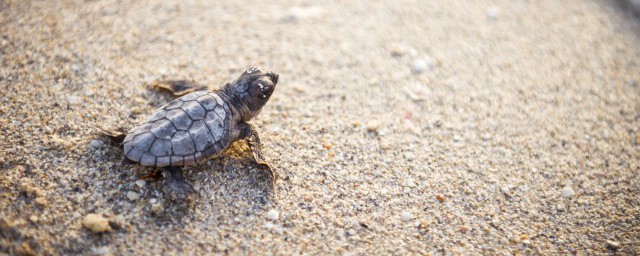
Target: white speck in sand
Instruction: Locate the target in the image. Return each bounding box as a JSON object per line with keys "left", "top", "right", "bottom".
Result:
{"left": 561, "top": 186, "right": 575, "bottom": 198}
{"left": 266, "top": 209, "right": 279, "bottom": 221}
{"left": 401, "top": 212, "right": 413, "bottom": 222}
{"left": 487, "top": 5, "right": 501, "bottom": 20}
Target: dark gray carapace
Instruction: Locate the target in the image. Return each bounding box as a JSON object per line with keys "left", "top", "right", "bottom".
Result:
{"left": 122, "top": 67, "right": 279, "bottom": 201}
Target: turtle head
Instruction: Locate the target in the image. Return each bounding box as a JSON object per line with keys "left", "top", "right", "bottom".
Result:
{"left": 230, "top": 67, "right": 279, "bottom": 121}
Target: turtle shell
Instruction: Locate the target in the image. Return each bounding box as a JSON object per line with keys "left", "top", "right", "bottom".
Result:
{"left": 123, "top": 90, "right": 232, "bottom": 167}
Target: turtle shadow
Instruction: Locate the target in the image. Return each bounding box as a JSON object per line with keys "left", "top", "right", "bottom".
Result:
{"left": 92, "top": 135, "right": 275, "bottom": 225}
{"left": 149, "top": 154, "right": 275, "bottom": 225}
{"left": 599, "top": 0, "right": 640, "bottom": 35}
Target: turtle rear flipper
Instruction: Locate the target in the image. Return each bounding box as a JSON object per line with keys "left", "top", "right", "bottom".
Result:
{"left": 162, "top": 166, "right": 198, "bottom": 202}
{"left": 151, "top": 80, "right": 207, "bottom": 96}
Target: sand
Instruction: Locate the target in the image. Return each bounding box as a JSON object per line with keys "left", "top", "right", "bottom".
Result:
{"left": 1, "top": 0, "right": 639, "bottom": 255}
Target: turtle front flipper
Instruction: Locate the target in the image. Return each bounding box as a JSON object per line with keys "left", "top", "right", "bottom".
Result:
{"left": 240, "top": 123, "right": 277, "bottom": 187}
{"left": 151, "top": 80, "right": 208, "bottom": 96}
{"left": 251, "top": 149, "right": 277, "bottom": 188}
{"left": 162, "top": 166, "right": 198, "bottom": 202}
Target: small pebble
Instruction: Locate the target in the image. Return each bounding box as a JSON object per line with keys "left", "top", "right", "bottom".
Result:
{"left": 390, "top": 46, "right": 406, "bottom": 57}
{"left": 130, "top": 107, "right": 143, "bottom": 115}
{"left": 412, "top": 59, "right": 428, "bottom": 74}
{"left": 20, "top": 183, "right": 44, "bottom": 197}
{"left": 109, "top": 215, "right": 126, "bottom": 229}
{"left": 404, "top": 178, "right": 416, "bottom": 188}
{"left": 262, "top": 222, "right": 277, "bottom": 230}
{"left": 322, "top": 141, "right": 334, "bottom": 149}
{"left": 605, "top": 240, "right": 621, "bottom": 250}
{"left": 577, "top": 199, "right": 587, "bottom": 206}
{"left": 436, "top": 194, "right": 446, "bottom": 203}
{"left": 404, "top": 84, "right": 431, "bottom": 101}
{"left": 135, "top": 180, "right": 146, "bottom": 188}
{"left": 359, "top": 219, "right": 371, "bottom": 228}
{"left": 91, "top": 246, "right": 111, "bottom": 255}
{"left": 127, "top": 191, "right": 140, "bottom": 201}
{"left": 285, "top": 6, "right": 324, "bottom": 21}
{"left": 67, "top": 95, "right": 81, "bottom": 105}
{"left": 401, "top": 212, "right": 412, "bottom": 222}
{"left": 418, "top": 220, "right": 431, "bottom": 230}
{"left": 34, "top": 197, "right": 48, "bottom": 207}
{"left": 288, "top": 83, "right": 306, "bottom": 94}
{"left": 266, "top": 209, "right": 279, "bottom": 221}
{"left": 151, "top": 203, "right": 163, "bottom": 214}
{"left": 561, "top": 186, "right": 575, "bottom": 198}
{"left": 303, "top": 194, "right": 313, "bottom": 202}
{"left": 89, "top": 140, "right": 104, "bottom": 149}
{"left": 365, "top": 120, "right": 380, "bottom": 132}
{"left": 82, "top": 214, "right": 111, "bottom": 233}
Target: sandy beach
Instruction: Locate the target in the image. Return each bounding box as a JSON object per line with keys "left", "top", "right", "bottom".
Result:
{"left": 1, "top": 0, "right": 639, "bottom": 255}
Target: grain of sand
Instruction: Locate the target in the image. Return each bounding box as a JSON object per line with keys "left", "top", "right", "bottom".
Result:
{"left": 1, "top": 0, "right": 640, "bottom": 255}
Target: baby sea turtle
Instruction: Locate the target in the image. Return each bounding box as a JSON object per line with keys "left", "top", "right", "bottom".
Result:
{"left": 123, "top": 67, "right": 279, "bottom": 201}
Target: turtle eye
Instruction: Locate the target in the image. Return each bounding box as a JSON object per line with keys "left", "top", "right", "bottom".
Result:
{"left": 258, "top": 83, "right": 270, "bottom": 98}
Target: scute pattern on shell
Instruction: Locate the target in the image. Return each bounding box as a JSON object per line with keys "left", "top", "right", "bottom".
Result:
{"left": 123, "top": 90, "right": 231, "bottom": 167}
